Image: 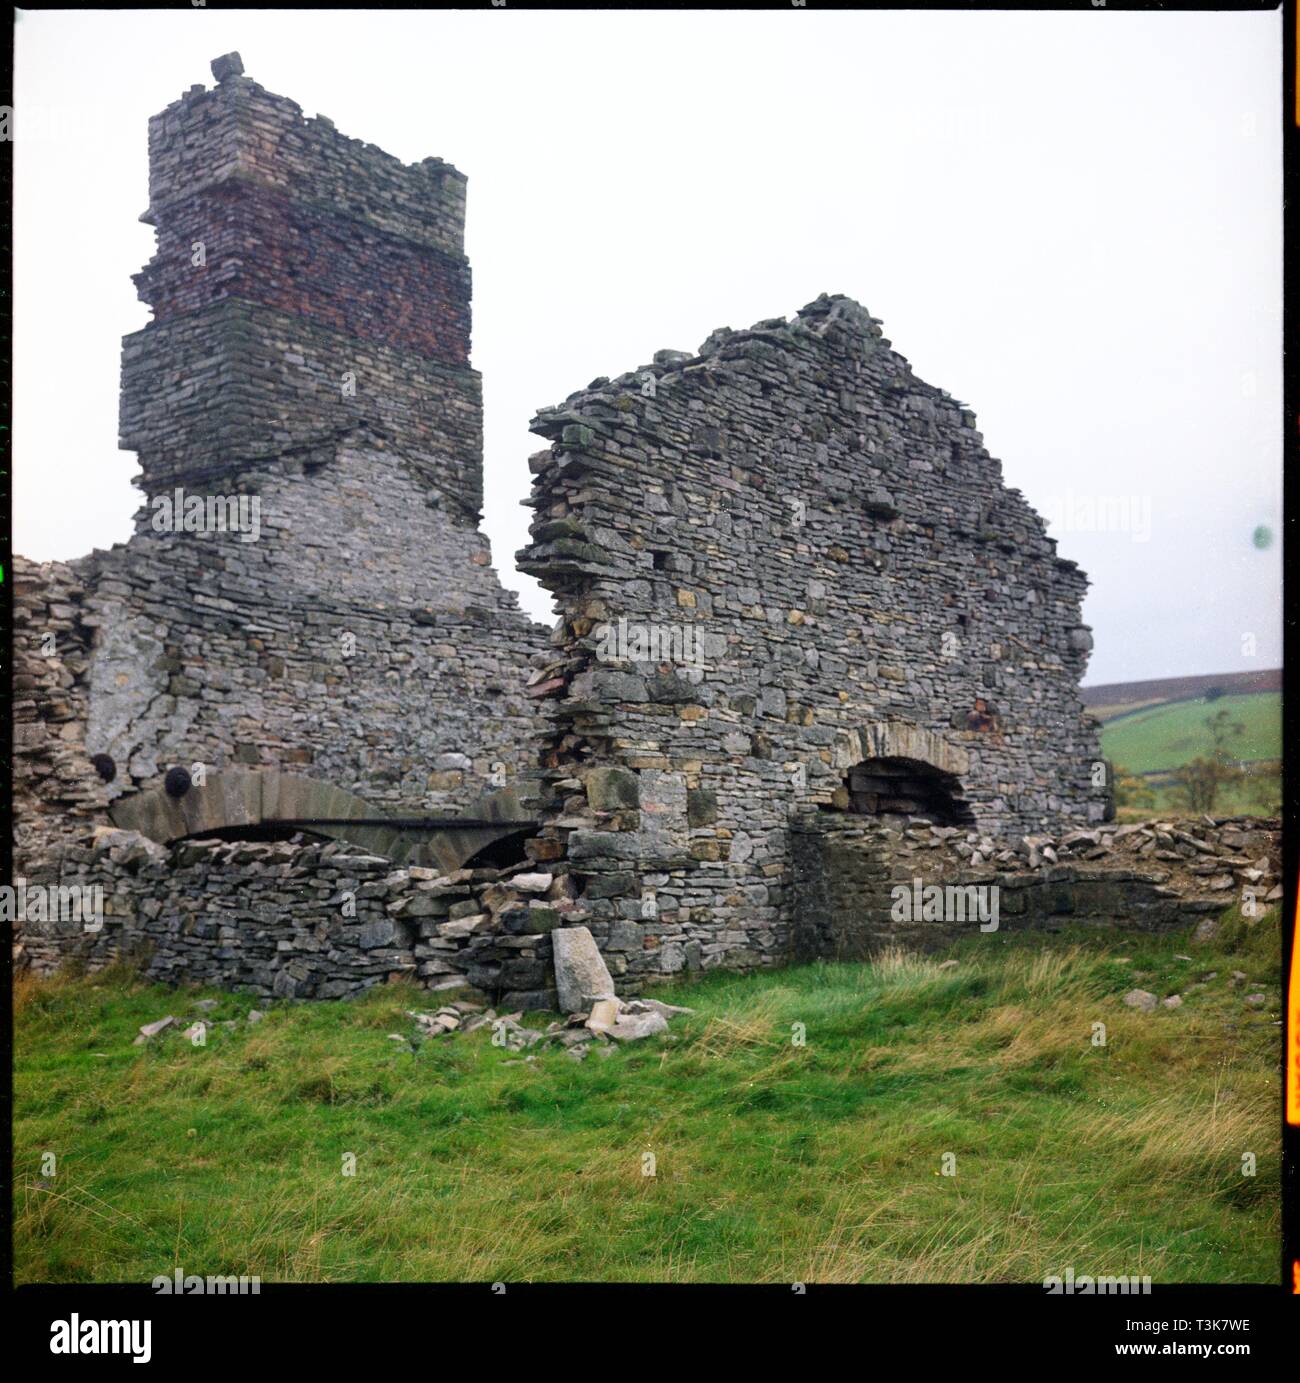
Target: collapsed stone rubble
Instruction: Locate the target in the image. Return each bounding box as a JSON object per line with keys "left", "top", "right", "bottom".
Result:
{"left": 401, "top": 991, "right": 694, "bottom": 1059}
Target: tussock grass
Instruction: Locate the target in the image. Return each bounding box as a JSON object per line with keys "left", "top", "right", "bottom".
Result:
{"left": 13, "top": 916, "right": 1281, "bottom": 1283}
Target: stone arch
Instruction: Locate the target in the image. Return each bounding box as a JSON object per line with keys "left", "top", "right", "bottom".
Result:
{"left": 827, "top": 721, "right": 974, "bottom": 824}
{"left": 840, "top": 756, "right": 975, "bottom": 826}
{"left": 830, "top": 721, "right": 970, "bottom": 777}
{"left": 108, "top": 768, "right": 538, "bottom": 872}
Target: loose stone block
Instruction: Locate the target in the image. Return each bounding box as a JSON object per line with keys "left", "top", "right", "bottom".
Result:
{"left": 551, "top": 926, "right": 616, "bottom": 1013}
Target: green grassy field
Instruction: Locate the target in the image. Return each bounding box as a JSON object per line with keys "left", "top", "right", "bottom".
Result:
{"left": 14, "top": 916, "right": 1281, "bottom": 1285}
{"left": 1099, "top": 693, "right": 1280, "bottom": 775}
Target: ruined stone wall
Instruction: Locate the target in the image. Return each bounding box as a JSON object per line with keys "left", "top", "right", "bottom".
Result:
{"left": 20, "top": 56, "right": 1206, "bottom": 1001}
{"left": 15, "top": 812, "right": 1274, "bottom": 1004}
{"left": 790, "top": 814, "right": 1280, "bottom": 958}
{"left": 12, "top": 558, "right": 113, "bottom": 865}
{"left": 67, "top": 447, "right": 543, "bottom": 815}
{"left": 14, "top": 55, "right": 549, "bottom": 875}
{"left": 15, "top": 826, "right": 564, "bottom": 1009}
{"left": 519, "top": 294, "right": 1104, "bottom": 979}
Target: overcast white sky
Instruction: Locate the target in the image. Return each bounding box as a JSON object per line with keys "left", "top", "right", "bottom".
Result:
{"left": 13, "top": 7, "right": 1283, "bottom": 685}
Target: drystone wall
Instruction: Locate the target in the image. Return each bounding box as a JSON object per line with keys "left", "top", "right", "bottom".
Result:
{"left": 16, "top": 813, "right": 1275, "bottom": 1005}
{"left": 790, "top": 813, "right": 1281, "bottom": 959}
{"left": 14, "top": 825, "right": 572, "bottom": 1009}
{"left": 517, "top": 294, "right": 1104, "bottom": 980}
{"left": 12, "top": 558, "right": 114, "bottom": 865}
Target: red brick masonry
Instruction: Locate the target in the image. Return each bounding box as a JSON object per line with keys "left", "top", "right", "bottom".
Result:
{"left": 134, "top": 183, "right": 471, "bottom": 367}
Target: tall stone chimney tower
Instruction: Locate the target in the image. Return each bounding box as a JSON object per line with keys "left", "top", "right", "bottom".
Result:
{"left": 120, "top": 52, "right": 484, "bottom": 519}
{"left": 5, "top": 54, "right": 551, "bottom": 825}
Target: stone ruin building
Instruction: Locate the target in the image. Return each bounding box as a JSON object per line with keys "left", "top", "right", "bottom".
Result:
{"left": 12, "top": 55, "right": 1279, "bottom": 1008}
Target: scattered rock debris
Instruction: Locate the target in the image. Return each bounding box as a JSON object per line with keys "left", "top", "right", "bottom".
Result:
{"left": 403, "top": 994, "right": 694, "bottom": 1057}
{"left": 133, "top": 1015, "right": 177, "bottom": 1044}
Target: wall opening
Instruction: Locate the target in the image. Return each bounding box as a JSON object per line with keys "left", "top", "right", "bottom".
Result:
{"left": 839, "top": 756, "right": 975, "bottom": 827}
{"left": 185, "top": 824, "right": 328, "bottom": 845}
{"left": 460, "top": 828, "right": 534, "bottom": 870}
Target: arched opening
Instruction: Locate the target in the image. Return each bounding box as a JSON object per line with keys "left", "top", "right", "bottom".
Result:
{"left": 184, "top": 824, "right": 328, "bottom": 845}
{"left": 839, "top": 756, "right": 974, "bottom": 827}
{"left": 108, "top": 769, "right": 539, "bottom": 870}
{"left": 460, "top": 828, "right": 534, "bottom": 870}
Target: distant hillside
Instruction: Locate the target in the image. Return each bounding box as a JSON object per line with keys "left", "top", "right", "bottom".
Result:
{"left": 1101, "top": 693, "right": 1280, "bottom": 773}
{"left": 1082, "top": 669, "right": 1280, "bottom": 723}
{"left": 1084, "top": 672, "right": 1281, "bottom": 818}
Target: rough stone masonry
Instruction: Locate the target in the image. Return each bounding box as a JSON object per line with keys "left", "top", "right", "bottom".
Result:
{"left": 513, "top": 292, "right": 1112, "bottom": 980}
{"left": 14, "top": 51, "right": 551, "bottom": 874}
{"left": 12, "top": 55, "right": 1276, "bottom": 1003}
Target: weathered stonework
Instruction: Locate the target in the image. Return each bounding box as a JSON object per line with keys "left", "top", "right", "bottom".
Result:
{"left": 516, "top": 294, "right": 1107, "bottom": 979}
{"left": 124, "top": 62, "right": 474, "bottom": 498}
{"left": 14, "top": 830, "right": 560, "bottom": 1006}
{"left": 15, "top": 814, "right": 1276, "bottom": 1008}
{"left": 14, "top": 56, "right": 1261, "bottom": 1001}
{"left": 790, "top": 813, "right": 1281, "bottom": 959}
{"left": 12, "top": 559, "right": 113, "bottom": 866}
{"left": 14, "top": 54, "right": 549, "bottom": 885}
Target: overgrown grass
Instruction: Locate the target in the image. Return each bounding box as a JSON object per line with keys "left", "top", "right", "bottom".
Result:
{"left": 13, "top": 919, "right": 1281, "bottom": 1284}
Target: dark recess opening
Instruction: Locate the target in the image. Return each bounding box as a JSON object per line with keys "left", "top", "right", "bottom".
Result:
{"left": 461, "top": 828, "right": 534, "bottom": 870}
{"left": 185, "top": 824, "right": 327, "bottom": 845}
{"left": 837, "top": 756, "right": 975, "bottom": 827}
